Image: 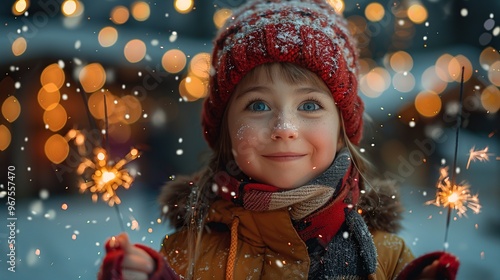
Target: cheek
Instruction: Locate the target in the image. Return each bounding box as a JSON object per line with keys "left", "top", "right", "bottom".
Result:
{"left": 235, "top": 124, "right": 254, "bottom": 142}
{"left": 307, "top": 121, "right": 340, "bottom": 157}
{"left": 230, "top": 123, "right": 258, "bottom": 158}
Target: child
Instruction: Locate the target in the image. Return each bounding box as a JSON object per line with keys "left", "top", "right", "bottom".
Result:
{"left": 99, "top": 0, "right": 460, "bottom": 279}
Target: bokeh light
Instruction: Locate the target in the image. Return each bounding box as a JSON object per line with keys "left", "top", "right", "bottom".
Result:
{"left": 12, "top": 37, "right": 27, "bottom": 56}
{"left": 2, "top": 96, "right": 21, "bottom": 123}
{"left": 38, "top": 84, "right": 61, "bottom": 111}
{"left": 415, "top": 90, "right": 442, "bottom": 117}
{"left": 88, "top": 91, "right": 116, "bottom": 119}
{"left": 162, "top": 49, "right": 187, "bottom": 74}
{"left": 121, "top": 95, "right": 142, "bottom": 124}
{"left": 213, "top": 9, "right": 232, "bottom": 29}
{"left": 435, "top": 54, "right": 454, "bottom": 82}
{"left": 0, "top": 125, "right": 12, "bottom": 151}
{"left": 481, "top": 85, "right": 500, "bottom": 113}
{"left": 0, "top": 124, "right": 12, "bottom": 151}
{"left": 358, "top": 58, "right": 377, "bottom": 75}
{"left": 131, "top": 1, "right": 150, "bottom": 22}
{"left": 326, "top": 0, "right": 345, "bottom": 14}
{"left": 182, "top": 76, "right": 207, "bottom": 100}
{"left": 62, "top": 0, "right": 84, "bottom": 19}
{"left": 79, "top": 63, "right": 106, "bottom": 93}
{"left": 488, "top": 61, "right": 500, "bottom": 86}
{"left": 407, "top": 4, "right": 428, "bottom": 24}
{"left": 43, "top": 104, "right": 68, "bottom": 132}
{"left": 421, "top": 66, "right": 448, "bottom": 94}
{"left": 479, "top": 47, "right": 500, "bottom": 70}
{"left": 45, "top": 134, "right": 70, "bottom": 164}
{"left": 174, "top": 0, "right": 194, "bottom": 14}
{"left": 189, "top": 52, "right": 211, "bottom": 79}
{"left": 61, "top": 0, "right": 78, "bottom": 16}
{"left": 12, "top": 0, "right": 29, "bottom": 16}
{"left": 389, "top": 51, "right": 413, "bottom": 73}
{"left": 178, "top": 78, "right": 195, "bottom": 101}
{"left": 359, "top": 67, "right": 391, "bottom": 98}
{"left": 108, "top": 97, "right": 127, "bottom": 124}
{"left": 392, "top": 72, "right": 416, "bottom": 93}
{"left": 98, "top": 27, "right": 118, "bottom": 47}
{"left": 448, "top": 55, "right": 472, "bottom": 82}
{"left": 365, "top": 3, "right": 385, "bottom": 22}
{"left": 124, "top": 39, "right": 147, "bottom": 63}
{"left": 41, "top": 63, "right": 65, "bottom": 90}
{"left": 111, "top": 5, "right": 130, "bottom": 25}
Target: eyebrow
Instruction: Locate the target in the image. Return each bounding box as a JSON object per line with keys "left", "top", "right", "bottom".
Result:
{"left": 234, "top": 85, "right": 330, "bottom": 99}
{"left": 234, "top": 86, "right": 270, "bottom": 99}
{"left": 296, "top": 87, "right": 331, "bottom": 96}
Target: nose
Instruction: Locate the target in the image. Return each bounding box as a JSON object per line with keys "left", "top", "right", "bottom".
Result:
{"left": 270, "top": 114, "right": 298, "bottom": 140}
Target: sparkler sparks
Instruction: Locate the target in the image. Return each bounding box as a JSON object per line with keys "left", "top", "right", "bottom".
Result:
{"left": 426, "top": 167, "right": 481, "bottom": 217}
{"left": 466, "top": 146, "right": 493, "bottom": 169}
{"left": 77, "top": 147, "right": 139, "bottom": 206}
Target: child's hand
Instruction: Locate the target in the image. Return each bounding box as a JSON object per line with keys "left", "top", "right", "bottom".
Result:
{"left": 415, "top": 259, "right": 439, "bottom": 279}
{"left": 113, "top": 233, "right": 155, "bottom": 279}
{"left": 99, "top": 233, "right": 155, "bottom": 280}
{"left": 396, "top": 251, "right": 459, "bottom": 280}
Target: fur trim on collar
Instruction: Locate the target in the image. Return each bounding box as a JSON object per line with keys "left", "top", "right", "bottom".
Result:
{"left": 358, "top": 178, "right": 404, "bottom": 234}
{"left": 158, "top": 174, "right": 404, "bottom": 234}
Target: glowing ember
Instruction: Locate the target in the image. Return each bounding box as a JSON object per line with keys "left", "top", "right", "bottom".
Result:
{"left": 466, "top": 146, "right": 493, "bottom": 169}
{"left": 101, "top": 170, "right": 116, "bottom": 183}
{"left": 130, "top": 218, "right": 140, "bottom": 231}
{"left": 426, "top": 167, "right": 481, "bottom": 217}
{"left": 77, "top": 147, "right": 139, "bottom": 206}
{"left": 447, "top": 192, "right": 459, "bottom": 203}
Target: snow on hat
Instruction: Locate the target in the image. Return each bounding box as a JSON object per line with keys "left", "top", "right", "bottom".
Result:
{"left": 202, "top": 0, "right": 364, "bottom": 148}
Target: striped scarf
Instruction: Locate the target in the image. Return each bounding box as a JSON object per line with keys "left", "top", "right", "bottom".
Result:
{"left": 216, "top": 148, "right": 378, "bottom": 278}
{"left": 217, "top": 148, "right": 355, "bottom": 244}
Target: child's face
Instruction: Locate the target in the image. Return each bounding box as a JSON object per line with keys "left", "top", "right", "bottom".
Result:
{"left": 226, "top": 65, "right": 342, "bottom": 189}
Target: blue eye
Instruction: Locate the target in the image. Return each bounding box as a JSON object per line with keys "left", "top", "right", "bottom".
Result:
{"left": 299, "top": 101, "right": 320, "bottom": 111}
{"left": 248, "top": 101, "right": 270, "bottom": 111}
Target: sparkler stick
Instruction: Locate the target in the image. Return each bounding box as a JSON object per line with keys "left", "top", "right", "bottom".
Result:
{"left": 103, "top": 95, "right": 111, "bottom": 156}
{"left": 443, "top": 66, "right": 465, "bottom": 248}
{"left": 74, "top": 92, "right": 140, "bottom": 232}
{"left": 425, "top": 66, "right": 481, "bottom": 252}
{"left": 114, "top": 201, "right": 126, "bottom": 232}
{"left": 79, "top": 90, "right": 98, "bottom": 134}
{"left": 102, "top": 94, "right": 125, "bottom": 231}
{"left": 103, "top": 94, "right": 125, "bottom": 232}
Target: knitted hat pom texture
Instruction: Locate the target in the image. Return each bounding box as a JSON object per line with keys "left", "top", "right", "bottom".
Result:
{"left": 202, "top": 0, "right": 364, "bottom": 148}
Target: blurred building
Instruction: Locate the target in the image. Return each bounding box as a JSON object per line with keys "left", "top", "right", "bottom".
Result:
{"left": 0, "top": 1, "right": 499, "bottom": 279}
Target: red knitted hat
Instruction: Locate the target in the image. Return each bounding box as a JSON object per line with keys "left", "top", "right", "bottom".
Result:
{"left": 202, "top": 0, "right": 364, "bottom": 148}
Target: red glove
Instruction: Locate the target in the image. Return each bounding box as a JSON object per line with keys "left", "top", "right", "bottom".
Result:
{"left": 396, "top": 251, "right": 460, "bottom": 280}
{"left": 98, "top": 237, "right": 179, "bottom": 280}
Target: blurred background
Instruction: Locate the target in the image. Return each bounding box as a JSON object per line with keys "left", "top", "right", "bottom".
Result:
{"left": 0, "top": 0, "right": 499, "bottom": 279}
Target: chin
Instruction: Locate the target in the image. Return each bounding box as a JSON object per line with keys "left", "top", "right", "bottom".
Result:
{"left": 271, "top": 180, "right": 303, "bottom": 190}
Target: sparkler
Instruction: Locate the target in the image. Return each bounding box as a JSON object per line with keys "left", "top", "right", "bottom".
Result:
{"left": 77, "top": 146, "right": 139, "bottom": 207}
{"left": 426, "top": 167, "right": 481, "bottom": 218}
{"left": 466, "top": 146, "right": 492, "bottom": 169}
{"left": 426, "top": 67, "right": 481, "bottom": 249}
{"left": 69, "top": 94, "right": 140, "bottom": 231}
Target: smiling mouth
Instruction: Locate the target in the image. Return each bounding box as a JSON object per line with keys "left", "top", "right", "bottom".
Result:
{"left": 262, "top": 153, "right": 305, "bottom": 162}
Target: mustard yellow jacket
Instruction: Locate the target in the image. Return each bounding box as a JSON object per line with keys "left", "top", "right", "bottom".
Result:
{"left": 160, "top": 199, "right": 414, "bottom": 279}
